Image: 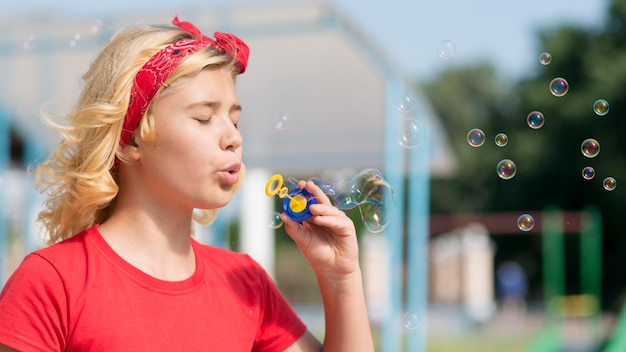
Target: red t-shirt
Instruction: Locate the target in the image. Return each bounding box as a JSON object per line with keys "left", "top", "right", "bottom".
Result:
{"left": 0, "top": 225, "right": 307, "bottom": 351}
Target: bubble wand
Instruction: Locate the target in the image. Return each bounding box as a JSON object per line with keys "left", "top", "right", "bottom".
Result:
{"left": 265, "top": 168, "right": 395, "bottom": 233}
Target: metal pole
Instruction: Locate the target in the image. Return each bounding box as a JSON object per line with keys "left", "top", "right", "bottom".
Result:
{"left": 380, "top": 80, "right": 406, "bottom": 352}
{"left": 0, "top": 111, "right": 9, "bottom": 286}
{"left": 580, "top": 205, "right": 602, "bottom": 343}
{"left": 405, "top": 98, "right": 430, "bottom": 352}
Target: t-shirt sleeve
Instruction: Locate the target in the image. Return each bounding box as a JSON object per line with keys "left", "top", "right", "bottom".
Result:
{"left": 0, "top": 253, "right": 68, "bottom": 352}
{"left": 248, "top": 256, "right": 308, "bottom": 352}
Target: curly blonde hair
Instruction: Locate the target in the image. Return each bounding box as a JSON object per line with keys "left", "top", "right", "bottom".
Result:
{"left": 32, "top": 22, "right": 244, "bottom": 245}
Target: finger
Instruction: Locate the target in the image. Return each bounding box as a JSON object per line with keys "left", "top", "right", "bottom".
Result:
{"left": 304, "top": 181, "right": 333, "bottom": 206}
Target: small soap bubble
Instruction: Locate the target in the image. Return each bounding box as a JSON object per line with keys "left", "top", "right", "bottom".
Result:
{"left": 603, "top": 177, "right": 617, "bottom": 191}
{"left": 549, "top": 77, "right": 569, "bottom": 97}
{"left": 517, "top": 214, "right": 535, "bottom": 232}
{"left": 275, "top": 115, "right": 289, "bottom": 130}
{"left": 467, "top": 128, "right": 485, "bottom": 147}
{"left": 402, "top": 312, "right": 421, "bottom": 330}
{"left": 22, "top": 34, "right": 35, "bottom": 50}
{"left": 539, "top": 52, "right": 552, "bottom": 65}
{"left": 91, "top": 19, "right": 104, "bottom": 33}
{"left": 437, "top": 40, "right": 456, "bottom": 59}
{"left": 593, "top": 99, "right": 610, "bottom": 116}
{"left": 581, "top": 138, "right": 600, "bottom": 158}
{"left": 497, "top": 159, "right": 517, "bottom": 180}
{"left": 396, "top": 118, "right": 426, "bottom": 149}
{"left": 268, "top": 212, "right": 283, "bottom": 229}
{"left": 495, "top": 133, "right": 508, "bottom": 147}
{"left": 69, "top": 33, "right": 81, "bottom": 48}
{"left": 582, "top": 167, "right": 595, "bottom": 180}
{"left": 397, "top": 95, "right": 413, "bottom": 112}
{"left": 527, "top": 111, "right": 545, "bottom": 129}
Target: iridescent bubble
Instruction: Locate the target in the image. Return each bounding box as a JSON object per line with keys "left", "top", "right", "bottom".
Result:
{"left": 397, "top": 95, "right": 413, "bottom": 112}
{"left": 549, "top": 77, "right": 569, "bottom": 97}
{"left": 495, "top": 133, "right": 508, "bottom": 147}
{"left": 69, "top": 33, "right": 81, "bottom": 48}
{"left": 539, "top": 52, "right": 552, "bottom": 65}
{"left": 581, "top": 138, "right": 600, "bottom": 158}
{"left": 91, "top": 19, "right": 104, "bottom": 33}
{"left": 268, "top": 212, "right": 283, "bottom": 229}
{"left": 603, "top": 177, "right": 617, "bottom": 191}
{"left": 527, "top": 111, "right": 545, "bottom": 129}
{"left": 517, "top": 214, "right": 535, "bottom": 232}
{"left": 396, "top": 118, "right": 426, "bottom": 149}
{"left": 497, "top": 159, "right": 517, "bottom": 180}
{"left": 403, "top": 312, "right": 421, "bottom": 330}
{"left": 22, "top": 34, "right": 35, "bottom": 50}
{"left": 275, "top": 115, "right": 289, "bottom": 130}
{"left": 467, "top": 128, "right": 485, "bottom": 147}
{"left": 437, "top": 40, "right": 456, "bottom": 59}
{"left": 324, "top": 169, "right": 395, "bottom": 233}
{"left": 582, "top": 167, "right": 595, "bottom": 180}
{"left": 593, "top": 99, "right": 610, "bottom": 116}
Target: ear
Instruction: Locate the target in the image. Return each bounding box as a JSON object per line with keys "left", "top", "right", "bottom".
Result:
{"left": 123, "top": 134, "right": 142, "bottom": 162}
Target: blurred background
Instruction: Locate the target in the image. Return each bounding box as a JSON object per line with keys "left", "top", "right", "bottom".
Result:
{"left": 1, "top": 0, "right": 625, "bottom": 351}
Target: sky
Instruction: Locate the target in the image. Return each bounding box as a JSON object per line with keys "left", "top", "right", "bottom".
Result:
{"left": 1, "top": 0, "right": 610, "bottom": 81}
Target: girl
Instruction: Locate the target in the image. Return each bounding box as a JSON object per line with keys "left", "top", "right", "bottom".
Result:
{"left": 0, "top": 17, "right": 374, "bottom": 351}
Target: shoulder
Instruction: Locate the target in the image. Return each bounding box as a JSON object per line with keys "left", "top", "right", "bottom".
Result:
{"left": 31, "top": 227, "right": 95, "bottom": 270}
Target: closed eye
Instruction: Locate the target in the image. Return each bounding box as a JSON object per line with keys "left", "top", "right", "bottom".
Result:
{"left": 196, "top": 117, "right": 211, "bottom": 125}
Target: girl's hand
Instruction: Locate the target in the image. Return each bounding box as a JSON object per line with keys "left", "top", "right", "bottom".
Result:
{"left": 281, "top": 180, "right": 360, "bottom": 279}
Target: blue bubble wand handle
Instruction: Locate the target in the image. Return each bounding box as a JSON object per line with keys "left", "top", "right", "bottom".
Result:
{"left": 265, "top": 174, "right": 316, "bottom": 222}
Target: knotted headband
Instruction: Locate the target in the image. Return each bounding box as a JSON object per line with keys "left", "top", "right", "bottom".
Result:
{"left": 114, "top": 16, "right": 249, "bottom": 170}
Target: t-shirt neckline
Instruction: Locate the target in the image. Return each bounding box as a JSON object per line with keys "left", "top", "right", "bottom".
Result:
{"left": 86, "top": 225, "right": 206, "bottom": 294}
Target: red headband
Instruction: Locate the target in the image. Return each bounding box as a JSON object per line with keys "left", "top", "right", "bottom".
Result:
{"left": 114, "top": 16, "right": 249, "bottom": 169}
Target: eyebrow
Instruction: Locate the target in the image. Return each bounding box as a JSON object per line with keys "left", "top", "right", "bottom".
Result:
{"left": 186, "top": 101, "right": 242, "bottom": 113}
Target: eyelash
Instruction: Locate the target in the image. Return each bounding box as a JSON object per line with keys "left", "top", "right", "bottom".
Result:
{"left": 195, "top": 117, "right": 239, "bottom": 129}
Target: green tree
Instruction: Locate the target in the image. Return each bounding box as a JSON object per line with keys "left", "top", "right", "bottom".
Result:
{"left": 422, "top": 0, "right": 626, "bottom": 310}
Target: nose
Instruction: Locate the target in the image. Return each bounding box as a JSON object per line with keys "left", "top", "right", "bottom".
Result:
{"left": 219, "top": 116, "right": 243, "bottom": 151}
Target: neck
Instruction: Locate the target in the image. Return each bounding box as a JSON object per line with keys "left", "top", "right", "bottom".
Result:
{"left": 98, "top": 188, "right": 197, "bottom": 281}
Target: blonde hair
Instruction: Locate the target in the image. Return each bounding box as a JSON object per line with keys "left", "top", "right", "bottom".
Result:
{"left": 32, "top": 22, "right": 244, "bottom": 245}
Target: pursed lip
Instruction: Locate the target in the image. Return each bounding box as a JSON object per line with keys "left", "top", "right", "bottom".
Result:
{"left": 218, "top": 162, "right": 241, "bottom": 185}
{"left": 222, "top": 162, "right": 241, "bottom": 174}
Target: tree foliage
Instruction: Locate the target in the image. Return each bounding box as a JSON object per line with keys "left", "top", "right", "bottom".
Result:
{"left": 421, "top": 0, "right": 626, "bottom": 309}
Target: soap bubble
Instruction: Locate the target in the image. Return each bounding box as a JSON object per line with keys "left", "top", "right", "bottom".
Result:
{"left": 69, "top": 33, "right": 81, "bottom": 48}
{"left": 268, "top": 212, "right": 283, "bottom": 229}
{"left": 396, "top": 118, "right": 426, "bottom": 149}
{"left": 467, "top": 128, "right": 485, "bottom": 147}
{"left": 397, "top": 95, "right": 413, "bottom": 112}
{"left": 311, "top": 169, "right": 396, "bottom": 233}
{"left": 581, "top": 138, "right": 600, "bottom": 158}
{"left": 23, "top": 34, "right": 36, "bottom": 50}
{"left": 549, "top": 77, "right": 569, "bottom": 97}
{"left": 403, "top": 312, "right": 421, "bottom": 330}
{"left": 437, "top": 40, "right": 456, "bottom": 59}
{"left": 582, "top": 167, "right": 595, "bottom": 180}
{"left": 91, "top": 19, "right": 104, "bottom": 33}
{"left": 603, "top": 177, "right": 617, "bottom": 191}
{"left": 495, "top": 133, "right": 508, "bottom": 147}
{"left": 497, "top": 159, "right": 517, "bottom": 180}
{"left": 517, "top": 214, "right": 535, "bottom": 232}
{"left": 593, "top": 99, "right": 610, "bottom": 116}
{"left": 539, "top": 52, "right": 552, "bottom": 65}
{"left": 527, "top": 111, "right": 545, "bottom": 129}
{"left": 275, "top": 115, "right": 289, "bottom": 130}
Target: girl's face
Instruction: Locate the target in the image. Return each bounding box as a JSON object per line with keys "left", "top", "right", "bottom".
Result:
{"left": 133, "top": 67, "right": 243, "bottom": 211}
